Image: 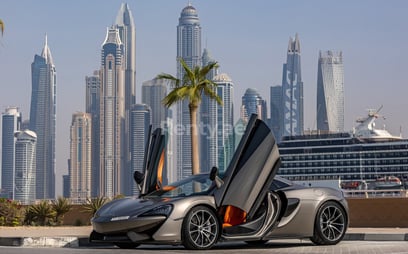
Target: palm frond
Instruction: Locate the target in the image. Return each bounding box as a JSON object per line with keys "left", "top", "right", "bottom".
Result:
{"left": 0, "top": 19, "right": 4, "bottom": 35}
{"left": 200, "top": 61, "right": 219, "bottom": 78}
{"left": 180, "top": 58, "right": 195, "bottom": 84}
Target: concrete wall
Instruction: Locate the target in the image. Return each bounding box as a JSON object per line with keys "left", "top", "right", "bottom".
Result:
{"left": 347, "top": 198, "right": 408, "bottom": 227}
{"left": 61, "top": 205, "right": 92, "bottom": 226}
{"left": 59, "top": 198, "right": 408, "bottom": 227}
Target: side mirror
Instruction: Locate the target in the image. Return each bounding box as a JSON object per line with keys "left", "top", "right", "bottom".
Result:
{"left": 209, "top": 166, "right": 224, "bottom": 189}
{"left": 134, "top": 171, "right": 144, "bottom": 185}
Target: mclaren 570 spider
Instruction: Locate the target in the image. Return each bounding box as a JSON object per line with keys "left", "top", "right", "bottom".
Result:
{"left": 90, "top": 115, "right": 348, "bottom": 250}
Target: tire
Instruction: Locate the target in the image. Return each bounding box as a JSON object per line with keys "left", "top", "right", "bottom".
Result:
{"left": 310, "top": 201, "right": 347, "bottom": 245}
{"left": 182, "top": 205, "right": 220, "bottom": 250}
{"left": 114, "top": 242, "right": 140, "bottom": 249}
{"left": 245, "top": 240, "right": 268, "bottom": 246}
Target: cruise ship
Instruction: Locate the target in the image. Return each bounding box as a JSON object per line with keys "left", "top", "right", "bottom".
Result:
{"left": 277, "top": 108, "right": 408, "bottom": 190}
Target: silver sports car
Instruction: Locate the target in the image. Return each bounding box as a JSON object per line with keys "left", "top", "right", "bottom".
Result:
{"left": 90, "top": 115, "right": 348, "bottom": 250}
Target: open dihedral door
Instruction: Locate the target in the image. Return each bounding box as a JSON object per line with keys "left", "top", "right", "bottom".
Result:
{"left": 139, "top": 128, "right": 166, "bottom": 196}
{"left": 213, "top": 114, "right": 282, "bottom": 239}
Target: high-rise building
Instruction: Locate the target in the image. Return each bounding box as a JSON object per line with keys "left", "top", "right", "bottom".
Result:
{"left": 1, "top": 107, "right": 21, "bottom": 199}
{"left": 115, "top": 4, "right": 136, "bottom": 186}
{"left": 142, "top": 78, "right": 172, "bottom": 183}
{"left": 99, "top": 27, "right": 125, "bottom": 198}
{"left": 200, "top": 48, "right": 219, "bottom": 173}
{"left": 128, "top": 104, "right": 151, "bottom": 196}
{"left": 85, "top": 71, "right": 101, "bottom": 197}
{"left": 115, "top": 3, "right": 136, "bottom": 111}
{"left": 14, "top": 130, "right": 36, "bottom": 205}
{"left": 270, "top": 86, "right": 283, "bottom": 141}
{"left": 176, "top": 3, "right": 202, "bottom": 179}
{"left": 281, "top": 34, "right": 303, "bottom": 137}
{"left": 316, "top": 50, "right": 345, "bottom": 132}
{"left": 212, "top": 73, "right": 234, "bottom": 172}
{"left": 142, "top": 78, "right": 168, "bottom": 130}
{"left": 241, "top": 88, "right": 267, "bottom": 122}
{"left": 69, "top": 112, "right": 92, "bottom": 202}
{"left": 62, "top": 174, "right": 70, "bottom": 198}
{"left": 29, "top": 35, "right": 56, "bottom": 199}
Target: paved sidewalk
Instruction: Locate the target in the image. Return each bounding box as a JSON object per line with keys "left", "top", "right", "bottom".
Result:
{"left": 0, "top": 226, "right": 407, "bottom": 247}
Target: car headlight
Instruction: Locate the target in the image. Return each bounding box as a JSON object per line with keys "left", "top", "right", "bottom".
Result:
{"left": 139, "top": 204, "right": 173, "bottom": 217}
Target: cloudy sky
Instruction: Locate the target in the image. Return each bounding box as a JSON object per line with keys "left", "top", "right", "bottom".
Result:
{"left": 1, "top": 0, "right": 407, "bottom": 195}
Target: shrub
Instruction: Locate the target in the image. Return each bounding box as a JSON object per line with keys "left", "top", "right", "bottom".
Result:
{"left": 52, "top": 197, "right": 72, "bottom": 225}
{"left": 25, "top": 200, "right": 55, "bottom": 226}
{"left": 82, "top": 197, "right": 109, "bottom": 217}
{"left": 0, "top": 198, "right": 24, "bottom": 226}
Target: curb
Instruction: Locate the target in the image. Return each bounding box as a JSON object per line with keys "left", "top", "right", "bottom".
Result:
{"left": 344, "top": 233, "right": 408, "bottom": 241}
{"left": 1, "top": 233, "right": 407, "bottom": 247}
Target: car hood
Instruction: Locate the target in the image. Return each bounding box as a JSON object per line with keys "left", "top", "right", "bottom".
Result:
{"left": 95, "top": 197, "right": 174, "bottom": 218}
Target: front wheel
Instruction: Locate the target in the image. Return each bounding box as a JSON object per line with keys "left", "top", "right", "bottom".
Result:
{"left": 310, "top": 201, "right": 347, "bottom": 245}
{"left": 182, "top": 205, "right": 220, "bottom": 250}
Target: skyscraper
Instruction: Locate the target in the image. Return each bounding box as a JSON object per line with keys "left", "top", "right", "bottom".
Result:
{"left": 200, "top": 48, "right": 218, "bottom": 173}
{"left": 85, "top": 71, "right": 101, "bottom": 197}
{"left": 29, "top": 35, "right": 56, "bottom": 199}
{"left": 115, "top": 4, "right": 136, "bottom": 184}
{"left": 14, "top": 130, "right": 36, "bottom": 205}
{"left": 281, "top": 34, "right": 303, "bottom": 137}
{"left": 128, "top": 104, "right": 151, "bottom": 196}
{"left": 142, "top": 78, "right": 168, "bottom": 130}
{"left": 115, "top": 3, "right": 136, "bottom": 111}
{"left": 141, "top": 78, "right": 175, "bottom": 183}
{"left": 213, "top": 73, "right": 234, "bottom": 172}
{"left": 69, "top": 112, "right": 92, "bottom": 202}
{"left": 176, "top": 3, "right": 202, "bottom": 179}
{"left": 270, "top": 86, "right": 283, "bottom": 141}
{"left": 241, "top": 88, "right": 267, "bottom": 122}
{"left": 316, "top": 50, "right": 345, "bottom": 132}
{"left": 1, "top": 107, "right": 21, "bottom": 199}
{"left": 99, "top": 27, "right": 125, "bottom": 198}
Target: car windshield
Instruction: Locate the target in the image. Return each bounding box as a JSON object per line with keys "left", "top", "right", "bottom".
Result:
{"left": 145, "top": 174, "right": 214, "bottom": 198}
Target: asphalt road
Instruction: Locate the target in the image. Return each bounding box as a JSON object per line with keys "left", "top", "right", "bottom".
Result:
{"left": 2, "top": 241, "right": 408, "bottom": 254}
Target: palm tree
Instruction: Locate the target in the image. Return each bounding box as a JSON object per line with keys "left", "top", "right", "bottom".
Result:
{"left": 82, "top": 197, "right": 109, "bottom": 217}
{"left": 52, "top": 197, "right": 72, "bottom": 225}
{"left": 0, "top": 19, "right": 4, "bottom": 35}
{"left": 26, "top": 201, "right": 55, "bottom": 226}
{"left": 157, "top": 58, "right": 222, "bottom": 175}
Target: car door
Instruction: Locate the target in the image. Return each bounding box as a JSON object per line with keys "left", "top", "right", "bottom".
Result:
{"left": 139, "top": 127, "right": 166, "bottom": 196}
{"left": 214, "top": 114, "right": 281, "bottom": 224}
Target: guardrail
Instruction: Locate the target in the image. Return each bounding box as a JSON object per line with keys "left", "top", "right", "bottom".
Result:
{"left": 343, "top": 189, "right": 408, "bottom": 198}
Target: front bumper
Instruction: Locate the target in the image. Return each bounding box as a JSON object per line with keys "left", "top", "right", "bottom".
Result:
{"left": 92, "top": 215, "right": 167, "bottom": 234}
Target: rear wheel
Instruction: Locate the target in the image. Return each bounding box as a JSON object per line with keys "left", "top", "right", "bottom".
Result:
{"left": 114, "top": 242, "right": 140, "bottom": 249}
{"left": 310, "top": 201, "right": 347, "bottom": 245}
{"left": 182, "top": 205, "right": 220, "bottom": 250}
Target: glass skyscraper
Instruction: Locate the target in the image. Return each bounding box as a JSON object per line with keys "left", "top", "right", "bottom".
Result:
{"left": 115, "top": 3, "right": 136, "bottom": 111}
{"left": 128, "top": 104, "right": 151, "bottom": 196}
{"left": 241, "top": 88, "right": 267, "bottom": 122}
{"left": 316, "top": 50, "right": 345, "bottom": 132}
{"left": 85, "top": 71, "right": 101, "bottom": 197}
{"left": 213, "top": 73, "right": 234, "bottom": 173}
{"left": 1, "top": 107, "right": 21, "bottom": 199}
{"left": 270, "top": 85, "right": 283, "bottom": 141}
{"left": 69, "top": 112, "right": 92, "bottom": 202}
{"left": 142, "top": 79, "right": 173, "bottom": 183}
{"left": 142, "top": 78, "right": 168, "bottom": 130}
{"left": 14, "top": 130, "right": 36, "bottom": 205}
{"left": 99, "top": 27, "right": 125, "bottom": 198}
{"left": 200, "top": 48, "right": 218, "bottom": 173}
{"left": 176, "top": 3, "right": 202, "bottom": 179}
{"left": 29, "top": 35, "right": 56, "bottom": 199}
{"left": 281, "top": 34, "right": 303, "bottom": 137}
